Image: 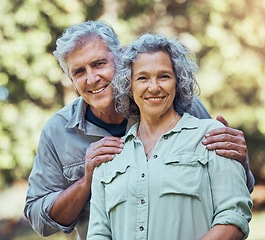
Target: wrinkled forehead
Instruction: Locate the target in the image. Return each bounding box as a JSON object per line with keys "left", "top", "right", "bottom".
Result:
{"left": 73, "top": 34, "right": 104, "bottom": 51}
{"left": 133, "top": 51, "right": 173, "bottom": 69}
{"left": 135, "top": 49, "right": 168, "bottom": 59}
{"left": 132, "top": 50, "right": 170, "bottom": 68}
{"left": 66, "top": 35, "right": 113, "bottom": 62}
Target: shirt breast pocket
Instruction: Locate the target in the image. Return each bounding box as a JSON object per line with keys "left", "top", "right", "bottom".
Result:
{"left": 62, "top": 158, "right": 85, "bottom": 185}
{"left": 101, "top": 164, "right": 130, "bottom": 216}
{"left": 160, "top": 153, "right": 208, "bottom": 201}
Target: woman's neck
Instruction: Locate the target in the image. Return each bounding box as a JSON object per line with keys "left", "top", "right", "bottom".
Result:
{"left": 138, "top": 111, "right": 180, "bottom": 137}
{"left": 138, "top": 111, "right": 181, "bottom": 159}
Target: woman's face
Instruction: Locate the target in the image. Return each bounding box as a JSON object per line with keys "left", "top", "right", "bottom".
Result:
{"left": 131, "top": 50, "right": 177, "bottom": 119}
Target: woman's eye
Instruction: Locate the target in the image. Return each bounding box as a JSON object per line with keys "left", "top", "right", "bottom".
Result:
{"left": 160, "top": 74, "right": 170, "bottom": 79}
{"left": 137, "top": 76, "right": 147, "bottom": 81}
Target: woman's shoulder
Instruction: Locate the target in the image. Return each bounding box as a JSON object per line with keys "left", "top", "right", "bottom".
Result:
{"left": 97, "top": 145, "right": 131, "bottom": 178}
{"left": 183, "top": 112, "right": 224, "bottom": 130}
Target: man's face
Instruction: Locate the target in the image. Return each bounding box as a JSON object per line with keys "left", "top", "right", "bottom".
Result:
{"left": 66, "top": 37, "right": 116, "bottom": 117}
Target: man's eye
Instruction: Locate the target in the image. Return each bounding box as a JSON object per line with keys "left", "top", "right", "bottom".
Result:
{"left": 95, "top": 61, "right": 105, "bottom": 67}
{"left": 74, "top": 68, "right": 84, "bottom": 76}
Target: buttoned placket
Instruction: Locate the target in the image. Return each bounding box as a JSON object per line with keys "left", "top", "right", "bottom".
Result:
{"left": 135, "top": 138, "right": 149, "bottom": 240}
{"left": 134, "top": 133, "right": 170, "bottom": 240}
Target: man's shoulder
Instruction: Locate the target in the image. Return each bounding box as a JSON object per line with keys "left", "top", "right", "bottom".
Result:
{"left": 44, "top": 97, "right": 82, "bottom": 130}
{"left": 187, "top": 96, "right": 211, "bottom": 119}
{"left": 56, "top": 97, "right": 82, "bottom": 118}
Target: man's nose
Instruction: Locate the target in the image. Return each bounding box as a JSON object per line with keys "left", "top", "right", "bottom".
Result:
{"left": 86, "top": 68, "right": 99, "bottom": 84}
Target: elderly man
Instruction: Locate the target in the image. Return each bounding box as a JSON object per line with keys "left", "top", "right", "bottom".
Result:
{"left": 24, "top": 20, "right": 254, "bottom": 240}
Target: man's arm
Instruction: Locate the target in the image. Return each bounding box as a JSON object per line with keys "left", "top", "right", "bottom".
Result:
{"left": 200, "top": 225, "right": 244, "bottom": 240}
{"left": 49, "top": 136, "right": 124, "bottom": 226}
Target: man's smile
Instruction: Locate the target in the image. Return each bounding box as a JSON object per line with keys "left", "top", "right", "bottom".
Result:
{"left": 90, "top": 84, "right": 110, "bottom": 94}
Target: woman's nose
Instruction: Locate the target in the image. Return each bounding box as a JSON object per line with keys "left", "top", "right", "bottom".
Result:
{"left": 148, "top": 79, "right": 160, "bottom": 92}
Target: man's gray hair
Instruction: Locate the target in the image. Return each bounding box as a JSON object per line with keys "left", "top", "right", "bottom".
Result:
{"left": 53, "top": 20, "right": 121, "bottom": 76}
{"left": 112, "top": 33, "right": 199, "bottom": 117}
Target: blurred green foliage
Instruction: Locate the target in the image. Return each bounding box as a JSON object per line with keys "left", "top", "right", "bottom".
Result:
{"left": 0, "top": 0, "right": 264, "bottom": 187}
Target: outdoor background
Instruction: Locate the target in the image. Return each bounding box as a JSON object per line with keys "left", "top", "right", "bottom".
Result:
{"left": 0, "top": 0, "right": 264, "bottom": 239}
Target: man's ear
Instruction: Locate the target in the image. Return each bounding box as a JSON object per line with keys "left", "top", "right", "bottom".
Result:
{"left": 70, "top": 77, "right": 78, "bottom": 92}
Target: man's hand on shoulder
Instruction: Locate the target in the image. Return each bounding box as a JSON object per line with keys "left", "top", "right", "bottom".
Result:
{"left": 84, "top": 136, "right": 125, "bottom": 181}
{"left": 202, "top": 115, "right": 247, "bottom": 170}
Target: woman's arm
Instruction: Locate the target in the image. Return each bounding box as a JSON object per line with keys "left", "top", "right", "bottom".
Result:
{"left": 206, "top": 124, "right": 253, "bottom": 239}
{"left": 201, "top": 224, "right": 244, "bottom": 240}
{"left": 189, "top": 96, "right": 255, "bottom": 192}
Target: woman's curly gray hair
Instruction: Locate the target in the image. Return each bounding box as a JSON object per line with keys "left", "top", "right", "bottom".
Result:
{"left": 112, "top": 33, "right": 199, "bottom": 118}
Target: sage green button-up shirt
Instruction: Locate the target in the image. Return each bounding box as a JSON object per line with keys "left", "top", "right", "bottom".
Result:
{"left": 88, "top": 113, "right": 252, "bottom": 240}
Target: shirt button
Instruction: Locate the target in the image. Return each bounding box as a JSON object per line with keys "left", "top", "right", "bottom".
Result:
{"left": 164, "top": 135, "right": 168, "bottom": 140}
{"left": 139, "top": 226, "right": 144, "bottom": 231}
{"left": 154, "top": 154, "right": 158, "bottom": 159}
{"left": 141, "top": 173, "right": 145, "bottom": 178}
{"left": 141, "top": 199, "right": 145, "bottom": 204}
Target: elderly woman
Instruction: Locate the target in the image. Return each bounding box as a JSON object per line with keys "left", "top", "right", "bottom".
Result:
{"left": 87, "top": 33, "right": 252, "bottom": 240}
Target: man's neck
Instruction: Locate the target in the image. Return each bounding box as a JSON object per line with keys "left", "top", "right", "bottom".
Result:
{"left": 90, "top": 106, "right": 125, "bottom": 124}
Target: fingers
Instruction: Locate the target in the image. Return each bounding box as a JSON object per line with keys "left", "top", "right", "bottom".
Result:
{"left": 85, "top": 136, "right": 124, "bottom": 171}
{"left": 89, "top": 136, "right": 124, "bottom": 152}
{"left": 215, "top": 149, "right": 245, "bottom": 166}
{"left": 204, "top": 141, "right": 246, "bottom": 162}
{"left": 203, "top": 127, "right": 246, "bottom": 151}
{"left": 205, "top": 126, "right": 244, "bottom": 139}
{"left": 216, "top": 115, "right": 230, "bottom": 127}
{"left": 202, "top": 127, "right": 247, "bottom": 162}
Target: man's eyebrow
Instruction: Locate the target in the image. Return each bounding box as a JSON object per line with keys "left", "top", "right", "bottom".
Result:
{"left": 91, "top": 57, "right": 107, "bottom": 63}
{"left": 69, "top": 57, "right": 109, "bottom": 75}
{"left": 70, "top": 66, "right": 83, "bottom": 74}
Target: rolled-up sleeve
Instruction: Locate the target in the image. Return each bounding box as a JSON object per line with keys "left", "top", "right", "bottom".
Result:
{"left": 209, "top": 153, "right": 253, "bottom": 238}
{"left": 24, "top": 130, "right": 76, "bottom": 236}
{"left": 246, "top": 167, "right": 255, "bottom": 193}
